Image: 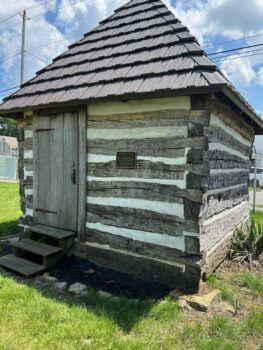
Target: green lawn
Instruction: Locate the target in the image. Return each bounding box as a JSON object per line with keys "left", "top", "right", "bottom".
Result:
{"left": 252, "top": 210, "right": 263, "bottom": 226}
{"left": 0, "top": 185, "right": 262, "bottom": 349}
{"left": 0, "top": 272, "right": 262, "bottom": 350}
{"left": 0, "top": 181, "right": 21, "bottom": 237}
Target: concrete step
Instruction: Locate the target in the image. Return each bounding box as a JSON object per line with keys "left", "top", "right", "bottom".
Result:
{"left": 0, "top": 254, "right": 45, "bottom": 277}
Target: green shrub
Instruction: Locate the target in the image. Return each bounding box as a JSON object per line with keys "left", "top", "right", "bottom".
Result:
{"left": 229, "top": 219, "right": 263, "bottom": 263}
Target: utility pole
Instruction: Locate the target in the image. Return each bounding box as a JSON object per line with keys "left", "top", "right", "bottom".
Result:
{"left": 20, "top": 10, "right": 27, "bottom": 85}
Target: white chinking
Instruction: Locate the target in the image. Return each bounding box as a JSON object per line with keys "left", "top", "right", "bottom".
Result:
{"left": 86, "top": 222, "right": 185, "bottom": 251}
{"left": 87, "top": 197, "right": 184, "bottom": 218}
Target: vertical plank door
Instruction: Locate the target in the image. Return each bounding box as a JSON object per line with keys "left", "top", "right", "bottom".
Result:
{"left": 34, "top": 112, "right": 79, "bottom": 231}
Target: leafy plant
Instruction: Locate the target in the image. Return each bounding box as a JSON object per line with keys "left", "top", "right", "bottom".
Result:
{"left": 229, "top": 219, "right": 263, "bottom": 263}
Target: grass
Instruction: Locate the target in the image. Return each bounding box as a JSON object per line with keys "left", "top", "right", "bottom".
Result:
{"left": 234, "top": 272, "right": 263, "bottom": 296}
{"left": 251, "top": 210, "right": 263, "bottom": 226}
{"left": 0, "top": 272, "right": 262, "bottom": 350}
{"left": 0, "top": 181, "right": 21, "bottom": 237}
{"left": 0, "top": 184, "right": 263, "bottom": 349}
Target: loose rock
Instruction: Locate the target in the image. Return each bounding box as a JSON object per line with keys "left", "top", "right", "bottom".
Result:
{"left": 53, "top": 282, "right": 67, "bottom": 291}
{"left": 178, "top": 299, "right": 194, "bottom": 312}
{"left": 179, "top": 289, "right": 220, "bottom": 312}
{"left": 218, "top": 300, "right": 235, "bottom": 314}
{"left": 68, "top": 282, "right": 87, "bottom": 295}
{"left": 98, "top": 291, "right": 112, "bottom": 298}
{"left": 169, "top": 289, "right": 183, "bottom": 300}
{"left": 43, "top": 275, "right": 58, "bottom": 283}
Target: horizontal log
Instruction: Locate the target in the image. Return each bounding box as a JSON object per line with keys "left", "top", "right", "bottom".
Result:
{"left": 88, "top": 110, "right": 189, "bottom": 129}
{"left": 205, "top": 150, "right": 250, "bottom": 164}
{"left": 208, "top": 171, "right": 249, "bottom": 190}
{"left": 88, "top": 160, "right": 185, "bottom": 180}
{"left": 86, "top": 228, "right": 183, "bottom": 261}
{"left": 87, "top": 204, "right": 199, "bottom": 236}
{"left": 18, "top": 158, "right": 33, "bottom": 168}
{"left": 206, "top": 126, "right": 251, "bottom": 157}
{"left": 87, "top": 137, "right": 207, "bottom": 156}
{"left": 202, "top": 192, "right": 248, "bottom": 220}
{"left": 88, "top": 181, "right": 204, "bottom": 203}
{"left": 74, "top": 242, "right": 193, "bottom": 290}
{"left": 88, "top": 159, "right": 209, "bottom": 176}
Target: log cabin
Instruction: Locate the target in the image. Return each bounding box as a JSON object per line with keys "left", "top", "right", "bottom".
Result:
{"left": 0, "top": 0, "right": 262, "bottom": 291}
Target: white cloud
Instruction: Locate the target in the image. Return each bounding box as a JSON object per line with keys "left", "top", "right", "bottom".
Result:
{"left": 256, "top": 66, "right": 263, "bottom": 86}
{"left": 166, "top": 0, "right": 263, "bottom": 88}
{"left": 220, "top": 57, "right": 256, "bottom": 86}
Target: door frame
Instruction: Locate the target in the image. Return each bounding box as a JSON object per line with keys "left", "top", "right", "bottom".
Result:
{"left": 33, "top": 106, "right": 87, "bottom": 242}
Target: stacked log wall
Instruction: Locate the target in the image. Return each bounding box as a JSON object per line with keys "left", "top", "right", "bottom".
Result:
{"left": 17, "top": 111, "right": 34, "bottom": 228}
{"left": 84, "top": 96, "right": 209, "bottom": 286}
{"left": 195, "top": 96, "right": 254, "bottom": 272}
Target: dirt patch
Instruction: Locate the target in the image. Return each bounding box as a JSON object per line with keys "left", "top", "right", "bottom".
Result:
{"left": 0, "top": 240, "right": 169, "bottom": 299}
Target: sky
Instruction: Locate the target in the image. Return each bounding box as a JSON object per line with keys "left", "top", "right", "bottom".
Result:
{"left": 0, "top": 0, "right": 263, "bottom": 148}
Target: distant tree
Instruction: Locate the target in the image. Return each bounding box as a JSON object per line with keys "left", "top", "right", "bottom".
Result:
{"left": 0, "top": 117, "right": 18, "bottom": 137}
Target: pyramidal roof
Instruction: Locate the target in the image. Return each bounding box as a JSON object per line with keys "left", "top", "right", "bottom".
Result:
{"left": 0, "top": 0, "right": 262, "bottom": 130}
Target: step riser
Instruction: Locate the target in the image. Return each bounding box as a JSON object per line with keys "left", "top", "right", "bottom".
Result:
{"left": 22, "top": 231, "right": 75, "bottom": 251}
{"left": 0, "top": 225, "right": 77, "bottom": 277}
{"left": 13, "top": 247, "right": 63, "bottom": 268}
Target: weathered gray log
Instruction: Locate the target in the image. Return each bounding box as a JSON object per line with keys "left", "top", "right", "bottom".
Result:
{"left": 208, "top": 172, "right": 249, "bottom": 190}
{"left": 88, "top": 181, "right": 204, "bottom": 203}
{"left": 88, "top": 161, "right": 209, "bottom": 177}
{"left": 88, "top": 137, "right": 207, "bottom": 156}
{"left": 205, "top": 126, "right": 251, "bottom": 156}
{"left": 87, "top": 204, "right": 199, "bottom": 236}
{"left": 85, "top": 229, "right": 201, "bottom": 263}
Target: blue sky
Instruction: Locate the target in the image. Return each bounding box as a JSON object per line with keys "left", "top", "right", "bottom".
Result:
{"left": 0, "top": 0, "right": 263, "bottom": 120}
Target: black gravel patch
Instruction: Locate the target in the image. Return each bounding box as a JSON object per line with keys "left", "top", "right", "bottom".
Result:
{"left": 0, "top": 240, "right": 170, "bottom": 299}
{"left": 48, "top": 256, "right": 170, "bottom": 299}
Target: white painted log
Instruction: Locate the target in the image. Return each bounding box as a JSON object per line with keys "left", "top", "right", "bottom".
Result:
{"left": 88, "top": 96, "right": 191, "bottom": 116}
{"left": 25, "top": 188, "right": 33, "bottom": 196}
{"left": 24, "top": 170, "right": 33, "bottom": 179}
{"left": 24, "top": 130, "right": 33, "bottom": 139}
{"left": 24, "top": 150, "right": 33, "bottom": 159}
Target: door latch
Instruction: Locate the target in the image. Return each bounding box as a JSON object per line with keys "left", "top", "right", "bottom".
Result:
{"left": 71, "top": 161, "right": 76, "bottom": 184}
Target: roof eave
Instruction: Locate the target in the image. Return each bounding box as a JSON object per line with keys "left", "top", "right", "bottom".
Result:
{"left": 222, "top": 86, "right": 263, "bottom": 135}
{"left": 0, "top": 85, "right": 225, "bottom": 117}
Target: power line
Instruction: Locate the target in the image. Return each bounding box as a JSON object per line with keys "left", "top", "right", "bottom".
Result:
{"left": 27, "top": 52, "right": 49, "bottom": 65}
{"left": 215, "top": 51, "right": 263, "bottom": 63}
{"left": 0, "top": 85, "right": 20, "bottom": 94}
{"left": 208, "top": 43, "right": 263, "bottom": 56}
{"left": 0, "top": 0, "right": 55, "bottom": 26}
{"left": 0, "top": 53, "right": 21, "bottom": 64}
{"left": 204, "top": 32, "right": 263, "bottom": 49}
{"left": 30, "top": 0, "right": 90, "bottom": 19}
{"left": 0, "top": 21, "right": 22, "bottom": 35}
{"left": 212, "top": 48, "right": 263, "bottom": 62}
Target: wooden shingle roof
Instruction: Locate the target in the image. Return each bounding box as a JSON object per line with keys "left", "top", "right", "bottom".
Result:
{"left": 0, "top": 0, "right": 262, "bottom": 133}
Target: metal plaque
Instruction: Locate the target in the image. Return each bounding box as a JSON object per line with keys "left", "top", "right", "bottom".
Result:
{"left": 116, "top": 152, "right": 137, "bottom": 169}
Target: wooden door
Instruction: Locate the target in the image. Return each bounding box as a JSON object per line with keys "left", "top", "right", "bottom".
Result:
{"left": 33, "top": 112, "right": 79, "bottom": 231}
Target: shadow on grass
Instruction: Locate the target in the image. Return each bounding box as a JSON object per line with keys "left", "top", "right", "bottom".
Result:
{"left": 15, "top": 275, "right": 162, "bottom": 333}
{"left": 0, "top": 249, "right": 173, "bottom": 333}
{"left": 0, "top": 220, "right": 19, "bottom": 238}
